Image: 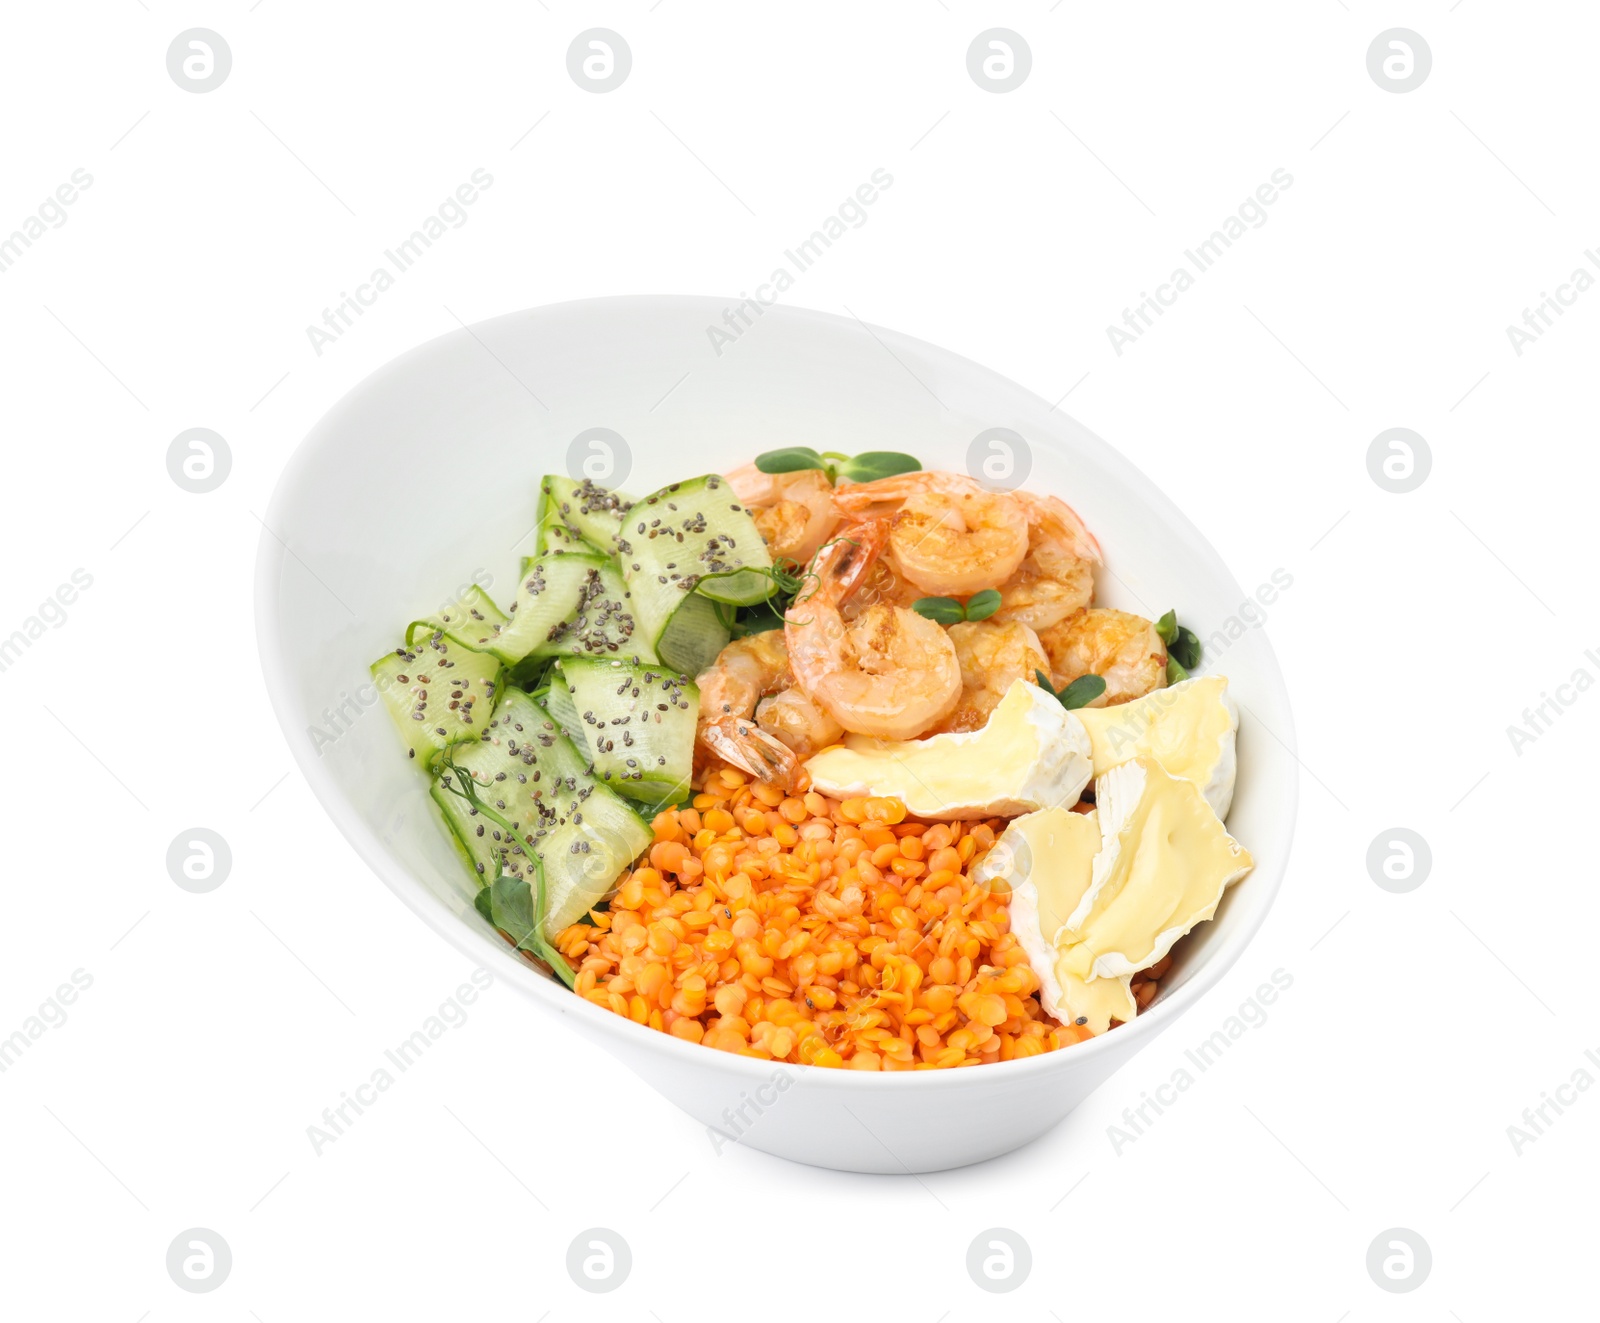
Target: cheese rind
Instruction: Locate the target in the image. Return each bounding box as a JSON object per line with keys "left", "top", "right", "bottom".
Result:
{"left": 1072, "top": 675, "right": 1239, "bottom": 818}
{"left": 803, "top": 680, "right": 1092, "bottom": 819}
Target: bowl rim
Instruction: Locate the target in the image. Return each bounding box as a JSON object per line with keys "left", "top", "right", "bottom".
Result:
{"left": 254, "top": 293, "right": 1299, "bottom": 1092}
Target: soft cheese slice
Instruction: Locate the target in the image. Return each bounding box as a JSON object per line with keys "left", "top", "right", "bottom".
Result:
{"left": 804, "top": 680, "right": 1092, "bottom": 819}
{"left": 995, "top": 756, "right": 1255, "bottom": 1035}
{"left": 978, "top": 807, "right": 1135, "bottom": 1031}
{"left": 1072, "top": 675, "right": 1239, "bottom": 818}
{"left": 1060, "top": 757, "right": 1253, "bottom": 982}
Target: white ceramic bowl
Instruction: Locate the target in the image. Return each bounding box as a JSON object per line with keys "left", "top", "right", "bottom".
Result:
{"left": 256, "top": 296, "right": 1297, "bottom": 1173}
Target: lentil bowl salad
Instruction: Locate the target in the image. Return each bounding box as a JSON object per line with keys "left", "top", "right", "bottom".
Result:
{"left": 371, "top": 446, "right": 1253, "bottom": 1072}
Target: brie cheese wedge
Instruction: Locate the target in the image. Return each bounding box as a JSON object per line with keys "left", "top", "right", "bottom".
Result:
{"left": 1072, "top": 675, "right": 1239, "bottom": 818}
{"left": 804, "top": 680, "right": 1092, "bottom": 819}
{"left": 995, "top": 756, "right": 1254, "bottom": 1033}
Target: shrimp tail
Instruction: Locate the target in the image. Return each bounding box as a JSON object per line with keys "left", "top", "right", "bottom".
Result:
{"left": 806, "top": 518, "right": 891, "bottom": 604}
{"left": 700, "top": 715, "right": 799, "bottom": 788}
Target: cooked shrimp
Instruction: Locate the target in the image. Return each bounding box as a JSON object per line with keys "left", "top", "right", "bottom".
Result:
{"left": 841, "top": 554, "right": 922, "bottom": 620}
{"left": 994, "top": 553, "right": 1093, "bottom": 633}
{"left": 754, "top": 687, "right": 843, "bottom": 757}
{"left": 931, "top": 620, "right": 1050, "bottom": 733}
{"left": 693, "top": 628, "right": 841, "bottom": 783}
{"left": 834, "top": 472, "right": 1029, "bottom": 598}
{"left": 785, "top": 524, "right": 961, "bottom": 739}
{"left": 723, "top": 464, "right": 841, "bottom": 564}
{"left": 1013, "top": 490, "right": 1101, "bottom": 564}
{"left": 1039, "top": 607, "right": 1167, "bottom": 706}
{"left": 788, "top": 603, "right": 961, "bottom": 740}
{"left": 695, "top": 628, "right": 789, "bottom": 727}
{"left": 993, "top": 491, "right": 1102, "bottom": 632}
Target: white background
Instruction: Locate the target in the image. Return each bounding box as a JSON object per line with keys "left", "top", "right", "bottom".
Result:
{"left": 1, "top": 2, "right": 1593, "bottom": 1317}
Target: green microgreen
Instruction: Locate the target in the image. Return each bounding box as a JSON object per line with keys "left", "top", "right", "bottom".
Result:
{"left": 1156, "top": 609, "right": 1202, "bottom": 670}
{"left": 838, "top": 451, "right": 923, "bottom": 482}
{"left": 911, "top": 597, "right": 964, "bottom": 626}
{"left": 912, "top": 588, "right": 1003, "bottom": 625}
{"left": 1169, "top": 627, "right": 1201, "bottom": 670}
{"left": 752, "top": 446, "right": 829, "bottom": 475}
{"left": 1035, "top": 668, "right": 1107, "bottom": 711}
{"left": 963, "top": 589, "right": 1002, "bottom": 622}
{"left": 752, "top": 447, "right": 921, "bottom": 485}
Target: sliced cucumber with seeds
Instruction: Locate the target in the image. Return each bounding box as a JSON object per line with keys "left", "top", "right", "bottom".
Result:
{"left": 540, "top": 474, "right": 630, "bottom": 553}
{"left": 434, "top": 774, "right": 646, "bottom": 937}
{"left": 431, "top": 689, "right": 651, "bottom": 936}
{"left": 538, "top": 789, "right": 653, "bottom": 934}
{"left": 431, "top": 688, "right": 592, "bottom": 879}
{"left": 491, "top": 555, "right": 594, "bottom": 662}
{"left": 620, "top": 474, "right": 775, "bottom": 607}
{"left": 371, "top": 635, "right": 501, "bottom": 766}
{"left": 542, "top": 670, "right": 587, "bottom": 748}
{"left": 404, "top": 583, "right": 508, "bottom": 652}
{"left": 532, "top": 479, "right": 593, "bottom": 558}
{"left": 559, "top": 656, "right": 699, "bottom": 806}
{"left": 538, "top": 519, "right": 595, "bottom": 557}
{"left": 618, "top": 474, "right": 774, "bottom": 672}
{"left": 493, "top": 551, "right": 655, "bottom": 665}
{"left": 656, "top": 590, "right": 730, "bottom": 678}
{"left": 536, "top": 556, "right": 652, "bottom": 663}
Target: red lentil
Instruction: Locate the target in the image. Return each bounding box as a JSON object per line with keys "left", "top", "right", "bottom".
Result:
{"left": 556, "top": 765, "right": 1098, "bottom": 1069}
